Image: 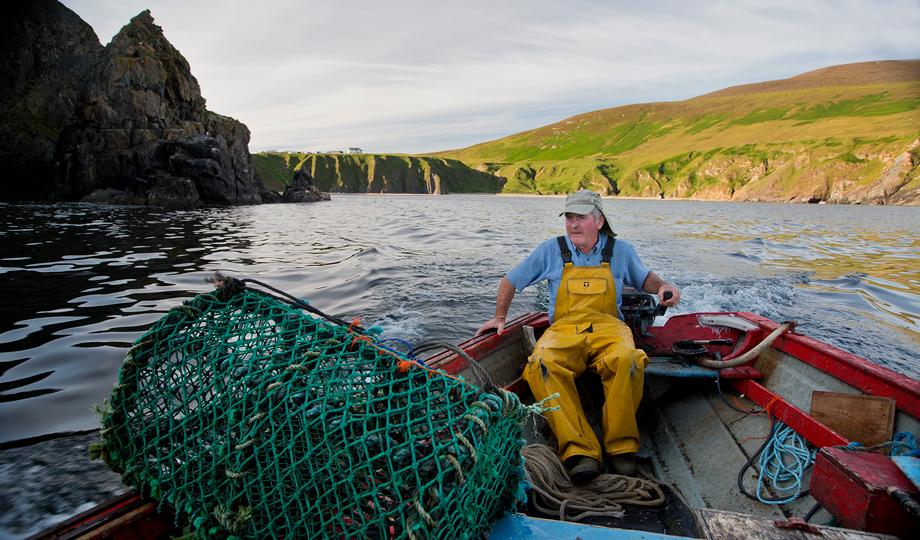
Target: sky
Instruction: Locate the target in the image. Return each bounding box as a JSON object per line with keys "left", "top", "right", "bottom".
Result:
{"left": 61, "top": 0, "right": 920, "bottom": 154}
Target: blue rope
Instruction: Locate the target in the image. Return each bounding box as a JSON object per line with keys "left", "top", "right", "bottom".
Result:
{"left": 756, "top": 421, "right": 817, "bottom": 505}
{"left": 847, "top": 431, "right": 920, "bottom": 457}
{"left": 892, "top": 432, "right": 920, "bottom": 457}
{"left": 374, "top": 338, "right": 424, "bottom": 364}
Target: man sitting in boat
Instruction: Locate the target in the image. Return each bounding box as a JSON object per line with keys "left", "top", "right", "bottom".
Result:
{"left": 477, "top": 189, "right": 681, "bottom": 483}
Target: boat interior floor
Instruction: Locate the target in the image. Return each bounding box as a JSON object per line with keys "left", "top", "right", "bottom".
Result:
{"left": 515, "top": 373, "right": 832, "bottom": 537}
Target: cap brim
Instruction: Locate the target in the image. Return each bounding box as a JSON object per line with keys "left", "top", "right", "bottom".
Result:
{"left": 559, "top": 203, "right": 596, "bottom": 216}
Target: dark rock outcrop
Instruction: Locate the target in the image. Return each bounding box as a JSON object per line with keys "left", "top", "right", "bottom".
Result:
{"left": 0, "top": 0, "right": 103, "bottom": 201}
{"left": 281, "top": 169, "right": 330, "bottom": 203}
{"left": 0, "top": 1, "right": 292, "bottom": 207}
{"left": 53, "top": 10, "right": 276, "bottom": 207}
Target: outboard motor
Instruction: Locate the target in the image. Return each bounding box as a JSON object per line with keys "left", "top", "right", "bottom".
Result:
{"left": 621, "top": 289, "right": 669, "bottom": 342}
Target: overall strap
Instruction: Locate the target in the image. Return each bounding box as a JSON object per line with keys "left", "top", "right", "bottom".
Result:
{"left": 556, "top": 236, "right": 572, "bottom": 265}
{"left": 601, "top": 235, "right": 615, "bottom": 264}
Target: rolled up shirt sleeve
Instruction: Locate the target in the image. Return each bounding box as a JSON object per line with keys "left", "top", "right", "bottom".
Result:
{"left": 620, "top": 241, "right": 650, "bottom": 291}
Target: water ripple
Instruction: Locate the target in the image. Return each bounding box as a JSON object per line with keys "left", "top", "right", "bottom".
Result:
{"left": 0, "top": 196, "right": 917, "bottom": 450}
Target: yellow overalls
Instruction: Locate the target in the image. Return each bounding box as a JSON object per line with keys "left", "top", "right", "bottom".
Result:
{"left": 523, "top": 236, "right": 650, "bottom": 464}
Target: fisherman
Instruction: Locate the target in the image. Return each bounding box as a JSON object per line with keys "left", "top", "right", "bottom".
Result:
{"left": 477, "top": 189, "right": 680, "bottom": 482}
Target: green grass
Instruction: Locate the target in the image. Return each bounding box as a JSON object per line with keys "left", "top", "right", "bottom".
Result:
{"left": 837, "top": 152, "right": 866, "bottom": 164}
{"left": 730, "top": 107, "right": 789, "bottom": 126}
{"left": 791, "top": 92, "right": 920, "bottom": 122}
{"left": 251, "top": 153, "right": 505, "bottom": 194}
{"left": 685, "top": 113, "right": 727, "bottom": 134}
{"left": 251, "top": 152, "right": 291, "bottom": 192}
{"left": 288, "top": 62, "right": 920, "bottom": 202}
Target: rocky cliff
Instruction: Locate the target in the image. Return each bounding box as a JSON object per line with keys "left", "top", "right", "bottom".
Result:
{"left": 485, "top": 139, "right": 920, "bottom": 205}
{"left": 1, "top": 1, "right": 278, "bottom": 207}
{"left": 253, "top": 152, "right": 505, "bottom": 194}
{"left": 55, "top": 10, "right": 276, "bottom": 207}
{"left": 0, "top": 0, "right": 102, "bottom": 201}
{"left": 281, "top": 169, "right": 330, "bottom": 203}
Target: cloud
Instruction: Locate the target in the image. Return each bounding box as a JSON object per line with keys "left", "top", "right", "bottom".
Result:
{"left": 62, "top": 0, "right": 920, "bottom": 153}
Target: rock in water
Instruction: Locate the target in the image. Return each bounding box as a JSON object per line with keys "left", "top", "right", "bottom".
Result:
{"left": 282, "top": 169, "right": 331, "bottom": 203}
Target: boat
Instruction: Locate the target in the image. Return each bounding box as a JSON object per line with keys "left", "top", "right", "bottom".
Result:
{"left": 38, "top": 290, "right": 919, "bottom": 539}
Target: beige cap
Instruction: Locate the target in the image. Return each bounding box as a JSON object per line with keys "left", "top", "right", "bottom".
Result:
{"left": 560, "top": 189, "right": 615, "bottom": 236}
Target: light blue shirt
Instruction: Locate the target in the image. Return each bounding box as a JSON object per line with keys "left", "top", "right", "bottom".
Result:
{"left": 506, "top": 235, "right": 650, "bottom": 322}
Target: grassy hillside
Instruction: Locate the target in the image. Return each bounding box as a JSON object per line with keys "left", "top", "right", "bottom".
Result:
{"left": 253, "top": 152, "right": 504, "bottom": 194}
{"left": 438, "top": 60, "right": 920, "bottom": 203}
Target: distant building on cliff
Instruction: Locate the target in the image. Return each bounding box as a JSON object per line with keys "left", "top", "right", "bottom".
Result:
{"left": 345, "top": 147, "right": 363, "bottom": 154}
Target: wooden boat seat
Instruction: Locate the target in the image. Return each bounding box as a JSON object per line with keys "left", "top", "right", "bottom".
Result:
{"left": 646, "top": 357, "right": 719, "bottom": 379}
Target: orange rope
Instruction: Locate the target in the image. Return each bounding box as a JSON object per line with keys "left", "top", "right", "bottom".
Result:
{"left": 732, "top": 395, "right": 766, "bottom": 415}
{"left": 348, "top": 317, "right": 362, "bottom": 333}
{"left": 739, "top": 434, "right": 769, "bottom": 445}
{"left": 347, "top": 333, "right": 466, "bottom": 384}
{"left": 764, "top": 396, "right": 779, "bottom": 420}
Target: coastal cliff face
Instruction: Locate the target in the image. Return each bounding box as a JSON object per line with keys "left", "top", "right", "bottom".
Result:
{"left": 0, "top": 0, "right": 103, "bottom": 201}
{"left": 486, "top": 139, "right": 920, "bottom": 204}
{"left": 253, "top": 153, "right": 505, "bottom": 194}
{"left": 54, "top": 10, "right": 275, "bottom": 207}
{"left": 0, "top": 0, "right": 277, "bottom": 207}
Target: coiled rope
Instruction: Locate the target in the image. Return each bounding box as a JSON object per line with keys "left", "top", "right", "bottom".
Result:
{"left": 738, "top": 418, "right": 816, "bottom": 505}
{"left": 521, "top": 444, "right": 665, "bottom": 522}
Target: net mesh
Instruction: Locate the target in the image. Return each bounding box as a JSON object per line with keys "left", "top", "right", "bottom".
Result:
{"left": 98, "top": 282, "right": 530, "bottom": 538}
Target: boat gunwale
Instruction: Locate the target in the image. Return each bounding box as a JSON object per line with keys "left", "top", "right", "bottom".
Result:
{"left": 729, "top": 311, "right": 920, "bottom": 419}
{"left": 436, "top": 310, "right": 920, "bottom": 421}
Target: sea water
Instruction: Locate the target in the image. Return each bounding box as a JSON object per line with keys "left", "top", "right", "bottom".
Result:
{"left": 0, "top": 195, "right": 917, "bottom": 535}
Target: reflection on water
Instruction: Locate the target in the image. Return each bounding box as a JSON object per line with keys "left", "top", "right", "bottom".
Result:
{"left": 681, "top": 209, "right": 920, "bottom": 337}
{"left": 0, "top": 198, "right": 918, "bottom": 447}
{"left": 0, "top": 196, "right": 919, "bottom": 537}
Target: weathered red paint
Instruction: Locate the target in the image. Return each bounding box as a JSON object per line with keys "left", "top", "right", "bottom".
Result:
{"left": 427, "top": 312, "right": 546, "bottom": 375}
{"left": 36, "top": 492, "right": 172, "bottom": 539}
{"left": 730, "top": 378, "right": 849, "bottom": 448}
{"left": 640, "top": 313, "right": 753, "bottom": 359}
{"left": 731, "top": 312, "right": 920, "bottom": 419}
{"left": 717, "top": 366, "right": 762, "bottom": 380}
{"left": 810, "top": 447, "right": 919, "bottom": 537}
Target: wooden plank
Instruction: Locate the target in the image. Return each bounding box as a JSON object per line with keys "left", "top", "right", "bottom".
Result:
{"left": 697, "top": 508, "right": 899, "bottom": 539}
{"left": 810, "top": 391, "right": 895, "bottom": 450}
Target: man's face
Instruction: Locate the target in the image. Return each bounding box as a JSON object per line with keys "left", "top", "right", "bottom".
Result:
{"left": 564, "top": 211, "right": 603, "bottom": 251}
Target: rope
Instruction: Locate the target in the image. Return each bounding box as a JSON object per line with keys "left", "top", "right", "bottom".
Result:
{"left": 715, "top": 370, "right": 765, "bottom": 416}
{"left": 738, "top": 418, "right": 816, "bottom": 505}
{"left": 842, "top": 431, "right": 920, "bottom": 457}
{"left": 413, "top": 341, "right": 498, "bottom": 392}
{"left": 208, "top": 272, "right": 365, "bottom": 332}
{"left": 521, "top": 444, "right": 665, "bottom": 522}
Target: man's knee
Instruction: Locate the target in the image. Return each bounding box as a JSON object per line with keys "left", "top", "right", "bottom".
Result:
{"left": 598, "top": 347, "right": 646, "bottom": 378}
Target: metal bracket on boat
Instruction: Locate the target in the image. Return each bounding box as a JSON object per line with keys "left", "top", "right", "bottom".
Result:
{"left": 698, "top": 314, "right": 760, "bottom": 333}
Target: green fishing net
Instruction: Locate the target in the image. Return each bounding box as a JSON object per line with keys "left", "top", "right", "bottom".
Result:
{"left": 97, "top": 278, "right": 532, "bottom": 538}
